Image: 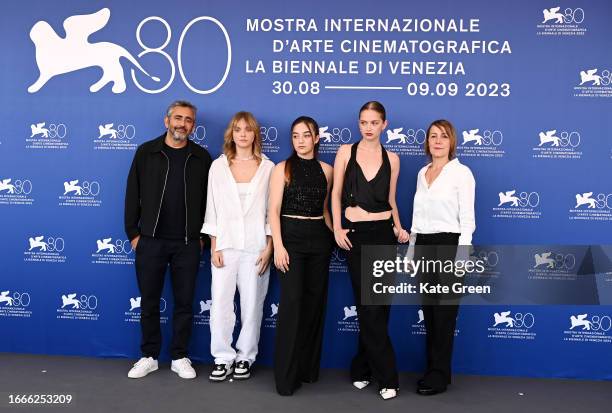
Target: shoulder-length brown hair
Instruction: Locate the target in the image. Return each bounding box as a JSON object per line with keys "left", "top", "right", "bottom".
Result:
{"left": 424, "top": 119, "right": 457, "bottom": 161}
{"left": 223, "top": 111, "right": 263, "bottom": 164}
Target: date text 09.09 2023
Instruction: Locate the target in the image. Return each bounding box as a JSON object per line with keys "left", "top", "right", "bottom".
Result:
{"left": 270, "top": 80, "right": 510, "bottom": 98}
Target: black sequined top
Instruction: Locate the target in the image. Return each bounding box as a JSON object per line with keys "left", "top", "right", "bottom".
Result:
{"left": 281, "top": 157, "right": 327, "bottom": 217}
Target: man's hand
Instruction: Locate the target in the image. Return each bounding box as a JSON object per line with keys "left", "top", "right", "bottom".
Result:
{"left": 130, "top": 235, "right": 140, "bottom": 251}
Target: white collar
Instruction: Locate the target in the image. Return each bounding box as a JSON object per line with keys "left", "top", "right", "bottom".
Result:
{"left": 423, "top": 157, "right": 460, "bottom": 173}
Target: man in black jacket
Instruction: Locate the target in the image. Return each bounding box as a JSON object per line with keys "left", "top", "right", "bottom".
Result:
{"left": 124, "top": 100, "right": 212, "bottom": 379}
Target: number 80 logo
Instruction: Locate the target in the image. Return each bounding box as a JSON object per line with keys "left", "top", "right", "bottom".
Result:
{"left": 260, "top": 127, "right": 278, "bottom": 143}
{"left": 131, "top": 16, "right": 231, "bottom": 94}
{"left": 10, "top": 292, "right": 31, "bottom": 308}
{"left": 563, "top": 8, "right": 585, "bottom": 24}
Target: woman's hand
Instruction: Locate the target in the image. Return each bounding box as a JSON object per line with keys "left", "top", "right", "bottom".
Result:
{"left": 394, "top": 227, "right": 410, "bottom": 243}
{"left": 211, "top": 250, "right": 224, "bottom": 268}
{"left": 256, "top": 247, "right": 273, "bottom": 276}
{"left": 274, "top": 245, "right": 290, "bottom": 274}
{"left": 334, "top": 228, "right": 353, "bottom": 250}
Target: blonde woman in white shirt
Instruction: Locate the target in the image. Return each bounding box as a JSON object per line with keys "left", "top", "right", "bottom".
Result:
{"left": 410, "top": 119, "right": 475, "bottom": 396}
{"left": 202, "top": 111, "right": 274, "bottom": 382}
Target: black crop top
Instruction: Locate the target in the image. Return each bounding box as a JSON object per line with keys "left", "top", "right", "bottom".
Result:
{"left": 341, "top": 142, "right": 392, "bottom": 213}
{"left": 281, "top": 157, "right": 327, "bottom": 217}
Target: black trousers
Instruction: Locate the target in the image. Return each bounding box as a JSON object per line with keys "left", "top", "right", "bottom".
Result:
{"left": 345, "top": 219, "right": 399, "bottom": 390}
{"left": 135, "top": 235, "right": 201, "bottom": 360}
{"left": 274, "top": 217, "right": 334, "bottom": 395}
{"left": 415, "top": 232, "right": 460, "bottom": 389}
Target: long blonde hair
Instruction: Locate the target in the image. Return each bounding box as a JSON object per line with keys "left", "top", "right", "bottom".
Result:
{"left": 223, "top": 111, "right": 263, "bottom": 165}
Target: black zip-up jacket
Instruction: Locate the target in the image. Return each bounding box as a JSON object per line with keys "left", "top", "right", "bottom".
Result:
{"left": 124, "top": 134, "right": 212, "bottom": 242}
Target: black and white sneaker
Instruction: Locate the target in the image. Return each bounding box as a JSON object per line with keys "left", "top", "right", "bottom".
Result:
{"left": 209, "top": 362, "right": 234, "bottom": 382}
{"left": 233, "top": 360, "right": 251, "bottom": 380}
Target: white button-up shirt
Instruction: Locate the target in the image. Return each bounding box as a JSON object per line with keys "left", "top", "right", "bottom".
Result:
{"left": 409, "top": 158, "right": 476, "bottom": 245}
{"left": 201, "top": 154, "right": 274, "bottom": 253}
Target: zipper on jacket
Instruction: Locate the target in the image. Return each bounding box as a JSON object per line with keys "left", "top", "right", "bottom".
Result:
{"left": 153, "top": 151, "right": 170, "bottom": 237}
{"left": 183, "top": 153, "right": 192, "bottom": 245}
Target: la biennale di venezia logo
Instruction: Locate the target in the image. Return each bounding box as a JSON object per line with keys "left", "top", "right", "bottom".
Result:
{"left": 28, "top": 8, "right": 231, "bottom": 94}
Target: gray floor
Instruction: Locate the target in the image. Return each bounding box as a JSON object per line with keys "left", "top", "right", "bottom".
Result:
{"left": 0, "top": 353, "right": 609, "bottom": 413}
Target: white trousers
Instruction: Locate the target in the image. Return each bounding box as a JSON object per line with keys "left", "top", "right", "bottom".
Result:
{"left": 210, "top": 248, "right": 270, "bottom": 365}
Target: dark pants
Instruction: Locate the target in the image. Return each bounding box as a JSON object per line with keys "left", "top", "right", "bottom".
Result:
{"left": 345, "top": 219, "right": 399, "bottom": 390}
{"left": 274, "top": 217, "right": 334, "bottom": 395}
{"left": 135, "top": 235, "right": 201, "bottom": 360}
{"left": 415, "top": 232, "right": 460, "bottom": 390}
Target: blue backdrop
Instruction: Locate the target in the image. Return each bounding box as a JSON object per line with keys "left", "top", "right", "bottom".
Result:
{"left": 1, "top": 0, "right": 611, "bottom": 380}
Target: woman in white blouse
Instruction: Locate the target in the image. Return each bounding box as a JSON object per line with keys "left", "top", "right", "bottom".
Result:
{"left": 201, "top": 111, "right": 274, "bottom": 382}
{"left": 409, "top": 119, "right": 475, "bottom": 396}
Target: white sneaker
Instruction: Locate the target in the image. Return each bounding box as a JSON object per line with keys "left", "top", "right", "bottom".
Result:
{"left": 380, "top": 388, "right": 398, "bottom": 400}
{"left": 171, "top": 357, "right": 197, "bottom": 379}
{"left": 128, "top": 357, "right": 158, "bottom": 379}
{"left": 233, "top": 360, "right": 251, "bottom": 380}
{"left": 209, "top": 362, "right": 234, "bottom": 382}
{"left": 353, "top": 380, "right": 370, "bottom": 389}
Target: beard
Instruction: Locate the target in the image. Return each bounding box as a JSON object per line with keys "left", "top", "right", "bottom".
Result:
{"left": 170, "top": 127, "right": 188, "bottom": 142}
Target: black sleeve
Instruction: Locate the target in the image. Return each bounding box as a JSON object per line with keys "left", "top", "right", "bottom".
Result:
{"left": 124, "top": 148, "right": 142, "bottom": 241}
{"left": 199, "top": 152, "right": 212, "bottom": 243}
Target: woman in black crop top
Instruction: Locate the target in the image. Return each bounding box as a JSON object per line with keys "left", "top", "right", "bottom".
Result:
{"left": 268, "top": 116, "right": 334, "bottom": 396}
{"left": 331, "top": 101, "right": 409, "bottom": 400}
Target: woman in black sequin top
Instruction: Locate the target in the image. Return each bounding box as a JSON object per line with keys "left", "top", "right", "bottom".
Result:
{"left": 268, "top": 116, "right": 334, "bottom": 396}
